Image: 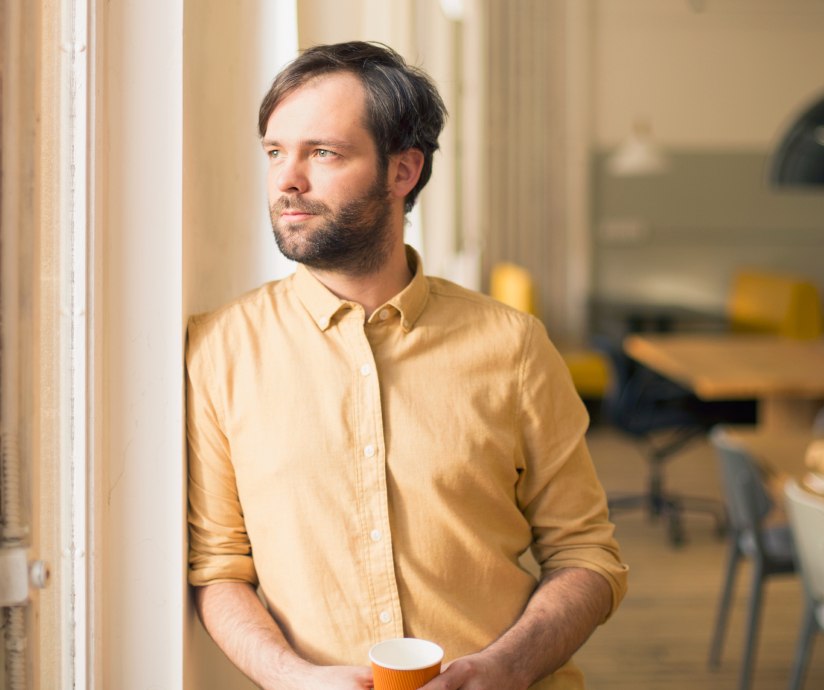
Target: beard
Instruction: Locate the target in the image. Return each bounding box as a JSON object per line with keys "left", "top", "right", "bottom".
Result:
{"left": 269, "top": 174, "right": 394, "bottom": 277}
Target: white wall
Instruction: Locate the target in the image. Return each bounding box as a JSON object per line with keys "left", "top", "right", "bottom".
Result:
{"left": 100, "top": 1, "right": 186, "bottom": 687}
{"left": 592, "top": 0, "right": 824, "bottom": 149}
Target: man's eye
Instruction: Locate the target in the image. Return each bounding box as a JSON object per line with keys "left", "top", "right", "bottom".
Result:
{"left": 267, "top": 149, "right": 281, "bottom": 159}
{"left": 315, "top": 149, "right": 337, "bottom": 158}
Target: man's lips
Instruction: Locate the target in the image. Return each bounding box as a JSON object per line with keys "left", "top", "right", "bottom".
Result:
{"left": 280, "top": 210, "right": 315, "bottom": 222}
{"left": 272, "top": 197, "right": 329, "bottom": 223}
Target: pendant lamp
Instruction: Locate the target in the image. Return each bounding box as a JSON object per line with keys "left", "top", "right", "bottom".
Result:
{"left": 607, "top": 120, "right": 669, "bottom": 177}
{"left": 769, "top": 93, "right": 824, "bottom": 187}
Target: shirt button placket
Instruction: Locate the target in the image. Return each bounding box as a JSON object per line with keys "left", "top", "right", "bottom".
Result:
{"left": 354, "top": 326, "right": 402, "bottom": 638}
{"left": 363, "top": 436, "right": 392, "bottom": 631}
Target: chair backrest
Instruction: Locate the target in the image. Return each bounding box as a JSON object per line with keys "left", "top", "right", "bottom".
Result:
{"left": 784, "top": 480, "right": 824, "bottom": 604}
{"left": 710, "top": 427, "right": 774, "bottom": 537}
{"left": 727, "top": 269, "right": 823, "bottom": 340}
{"left": 593, "top": 334, "right": 703, "bottom": 436}
{"left": 489, "top": 262, "right": 538, "bottom": 316}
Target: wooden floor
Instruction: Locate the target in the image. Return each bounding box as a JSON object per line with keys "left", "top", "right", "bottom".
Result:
{"left": 575, "top": 425, "right": 824, "bottom": 690}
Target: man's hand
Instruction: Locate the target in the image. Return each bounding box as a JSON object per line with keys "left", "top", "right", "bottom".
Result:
{"left": 419, "top": 650, "right": 528, "bottom": 690}
{"left": 271, "top": 663, "right": 373, "bottom": 690}
{"left": 422, "top": 567, "right": 612, "bottom": 690}
{"left": 194, "top": 583, "right": 374, "bottom": 690}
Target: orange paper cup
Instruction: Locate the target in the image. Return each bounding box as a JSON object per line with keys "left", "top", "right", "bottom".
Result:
{"left": 369, "top": 638, "right": 443, "bottom": 690}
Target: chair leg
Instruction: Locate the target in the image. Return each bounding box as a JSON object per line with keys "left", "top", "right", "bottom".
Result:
{"left": 665, "top": 499, "right": 686, "bottom": 546}
{"left": 709, "top": 539, "right": 741, "bottom": 669}
{"left": 651, "top": 433, "right": 724, "bottom": 546}
{"left": 739, "top": 561, "right": 765, "bottom": 690}
{"left": 787, "top": 598, "right": 817, "bottom": 690}
{"left": 649, "top": 459, "right": 665, "bottom": 517}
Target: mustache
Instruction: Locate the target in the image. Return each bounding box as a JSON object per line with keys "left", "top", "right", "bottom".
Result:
{"left": 270, "top": 196, "right": 331, "bottom": 216}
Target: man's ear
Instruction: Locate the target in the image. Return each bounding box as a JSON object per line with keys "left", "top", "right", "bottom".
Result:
{"left": 388, "top": 149, "right": 425, "bottom": 200}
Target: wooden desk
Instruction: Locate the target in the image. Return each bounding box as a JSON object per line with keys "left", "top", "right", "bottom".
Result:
{"left": 623, "top": 334, "right": 824, "bottom": 430}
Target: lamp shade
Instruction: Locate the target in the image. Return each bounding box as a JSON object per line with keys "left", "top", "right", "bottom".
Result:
{"left": 769, "top": 93, "right": 824, "bottom": 187}
{"left": 607, "top": 121, "right": 669, "bottom": 177}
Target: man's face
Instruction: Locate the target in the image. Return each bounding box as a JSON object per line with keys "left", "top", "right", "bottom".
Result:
{"left": 262, "top": 72, "right": 394, "bottom": 275}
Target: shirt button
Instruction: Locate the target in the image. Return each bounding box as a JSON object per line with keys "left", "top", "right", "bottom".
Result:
{"left": 379, "top": 308, "right": 390, "bottom": 321}
{"left": 379, "top": 610, "right": 392, "bottom": 624}
{"left": 318, "top": 316, "right": 329, "bottom": 329}
{"left": 370, "top": 529, "right": 382, "bottom": 542}
{"left": 402, "top": 319, "right": 410, "bottom": 329}
{"left": 360, "top": 363, "right": 371, "bottom": 376}
{"left": 364, "top": 444, "right": 376, "bottom": 458}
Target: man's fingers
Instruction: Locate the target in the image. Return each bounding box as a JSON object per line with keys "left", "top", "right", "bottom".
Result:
{"left": 419, "top": 662, "right": 470, "bottom": 689}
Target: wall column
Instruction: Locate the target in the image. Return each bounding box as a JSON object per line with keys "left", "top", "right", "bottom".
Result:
{"left": 477, "top": 0, "right": 590, "bottom": 342}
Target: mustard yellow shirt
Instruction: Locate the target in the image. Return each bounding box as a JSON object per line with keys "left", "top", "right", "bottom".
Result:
{"left": 186, "top": 250, "right": 628, "bottom": 689}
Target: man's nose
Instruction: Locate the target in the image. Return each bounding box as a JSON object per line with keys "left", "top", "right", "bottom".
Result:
{"left": 275, "top": 157, "right": 309, "bottom": 194}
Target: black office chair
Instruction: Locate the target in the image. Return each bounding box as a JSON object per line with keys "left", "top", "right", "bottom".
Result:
{"left": 594, "top": 336, "right": 726, "bottom": 546}
{"left": 708, "top": 427, "right": 797, "bottom": 690}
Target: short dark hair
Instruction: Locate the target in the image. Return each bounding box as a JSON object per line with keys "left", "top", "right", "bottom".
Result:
{"left": 258, "top": 41, "right": 447, "bottom": 213}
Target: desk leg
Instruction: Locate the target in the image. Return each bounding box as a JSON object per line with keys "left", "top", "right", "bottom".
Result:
{"left": 759, "top": 398, "right": 822, "bottom": 431}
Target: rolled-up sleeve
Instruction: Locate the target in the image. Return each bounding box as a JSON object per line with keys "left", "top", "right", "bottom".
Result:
{"left": 186, "top": 315, "right": 258, "bottom": 587}
{"left": 515, "top": 319, "right": 629, "bottom": 619}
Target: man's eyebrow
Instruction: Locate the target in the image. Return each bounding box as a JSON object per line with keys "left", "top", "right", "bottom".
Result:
{"left": 260, "top": 138, "right": 355, "bottom": 150}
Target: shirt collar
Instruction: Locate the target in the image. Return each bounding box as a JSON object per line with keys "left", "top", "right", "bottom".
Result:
{"left": 382, "top": 246, "right": 429, "bottom": 333}
{"left": 294, "top": 245, "right": 430, "bottom": 333}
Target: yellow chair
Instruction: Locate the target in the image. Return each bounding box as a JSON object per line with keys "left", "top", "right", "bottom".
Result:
{"left": 488, "top": 262, "right": 611, "bottom": 399}
{"left": 727, "top": 270, "right": 823, "bottom": 340}
{"left": 562, "top": 350, "right": 612, "bottom": 399}
{"left": 489, "top": 262, "right": 538, "bottom": 316}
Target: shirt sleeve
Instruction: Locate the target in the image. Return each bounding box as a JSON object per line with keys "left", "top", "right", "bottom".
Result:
{"left": 186, "top": 315, "right": 258, "bottom": 587}
{"left": 514, "top": 318, "right": 629, "bottom": 620}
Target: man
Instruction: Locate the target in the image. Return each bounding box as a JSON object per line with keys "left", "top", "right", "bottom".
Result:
{"left": 187, "top": 41, "right": 628, "bottom": 690}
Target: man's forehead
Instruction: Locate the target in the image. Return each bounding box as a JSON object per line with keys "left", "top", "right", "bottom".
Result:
{"left": 264, "top": 72, "right": 370, "bottom": 139}
{"left": 273, "top": 72, "right": 365, "bottom": 116}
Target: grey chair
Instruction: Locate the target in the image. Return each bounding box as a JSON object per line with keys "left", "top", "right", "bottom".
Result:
{"left": 708, "top": 426, "right": 797, "bottom": 690}
{"left": 784, "top": 480, "right": 824, "bottom": 690}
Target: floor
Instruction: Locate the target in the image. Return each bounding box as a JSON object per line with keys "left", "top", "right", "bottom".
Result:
{"left": 574, "top": 425, "right": 824, "bottom": 690}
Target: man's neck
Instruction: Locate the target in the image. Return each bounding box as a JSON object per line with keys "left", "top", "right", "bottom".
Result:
{"left": 307, "top": 241, "right": 413, "bottom": 318}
